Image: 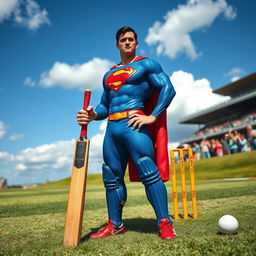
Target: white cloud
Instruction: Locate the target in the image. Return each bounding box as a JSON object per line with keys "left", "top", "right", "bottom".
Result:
{"left": 231, "top": 76, "right": 240, "bottom": 82}
{"left": 9, "top": 134, "right": 24, "bottom": 141}
{"left": 0, "top": 151, "right": 16, "bottom": 162}
{"left": 14, "top": 140, "right": 75, "bottom": 169}
{"left": 167, "top": 70, "right": 230, "bottom": 142}
{"left": 16, "top": 163, "right": 27, "bottom": 171}
{"left": 0, "top": 122, "right": 107, "bottom": 184}
{"left": 24, "top": 77, "right": 36, "bottom": 87}
{"left": 225, "top": 67, "right": 245, "bottom": 82}
{"left": 226, "top": 67, "right": 245, "bottom": 77}
{"left": 39, "top": 58, "right": 114, "bottom": 90}
{"left": 24, "top": 0, "right": 50, "bottom": 30}
{"left": 168, "top": 142, "right": 180, "bottom": 150}
{"left": 99, "top": 121, "right": 107, "bottom": 132}
{"left": 0, "top": 0, "right": 19, "bottom": 22}
{"left": 0, "top": 0, "right": 50, "bottom": 30}
{"left": 145, "top": 0, "right": 236, "bottom": 60}
{"left": 0, "top": 121, "right": 7, "bottom": 139}
{"left": 0, "top": 140, "right": 74, "bottom": 174}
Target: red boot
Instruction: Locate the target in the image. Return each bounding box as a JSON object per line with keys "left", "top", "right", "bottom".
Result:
{"left": 159, "top": 218, "right": 177, "bottom": 239}
{"left": 90, "top": 219, "right": 125, "bottom": 239}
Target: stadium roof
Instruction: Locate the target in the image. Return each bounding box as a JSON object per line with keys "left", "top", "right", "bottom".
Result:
{"left": 179, "top": 90, "right": 256, "bottom": 124}
{"left": 213, "top": 72, "right": 256, "bottom": 97}
{"left": 179, "top": 72, "right": 256, "bottom": 125}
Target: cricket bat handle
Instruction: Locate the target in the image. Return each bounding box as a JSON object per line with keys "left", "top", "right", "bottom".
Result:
{"left": 80, "top": 89, "right": 91, "bottom": 139}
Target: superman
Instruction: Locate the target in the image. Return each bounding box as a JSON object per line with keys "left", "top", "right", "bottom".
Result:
{"left": 77, "top": 26, "right": 177, "bottom": 239}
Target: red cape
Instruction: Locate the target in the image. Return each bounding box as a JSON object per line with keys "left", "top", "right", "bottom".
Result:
{"left": 111, "top": 56, "right": 170, "bottom": 182}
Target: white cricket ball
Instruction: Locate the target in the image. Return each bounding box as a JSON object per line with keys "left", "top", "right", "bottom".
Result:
{"left": 218, "top": 215, "right": 239, "bottom": 234}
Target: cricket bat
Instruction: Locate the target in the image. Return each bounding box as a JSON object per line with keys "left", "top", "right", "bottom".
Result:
{"left": 63, "top": 89, "right": 91, "bottom": 247}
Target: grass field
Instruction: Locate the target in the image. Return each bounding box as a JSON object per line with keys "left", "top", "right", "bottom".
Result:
{"left": 1, "top": 151, "right": 256, "bottom": 255}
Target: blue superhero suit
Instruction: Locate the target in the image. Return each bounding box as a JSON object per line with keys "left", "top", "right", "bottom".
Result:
{"left": 94, "top": 57, "right": 176, "bottom": 227}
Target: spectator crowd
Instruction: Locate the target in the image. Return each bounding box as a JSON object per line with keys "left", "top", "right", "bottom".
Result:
{"left": 178, "top": 124, "right": 256, "bottom": 161}
{"left": 190, "top": 111, "right": 256, "bottom": 139}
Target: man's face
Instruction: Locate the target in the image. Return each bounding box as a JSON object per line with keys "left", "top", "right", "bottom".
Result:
{"left": 116, "top": 31, "right": 138, "bottom": 55}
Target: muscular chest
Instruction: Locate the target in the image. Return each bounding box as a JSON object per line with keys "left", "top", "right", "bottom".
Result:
{"left": 104, "top": 64, "right": 146, "bottom": 93}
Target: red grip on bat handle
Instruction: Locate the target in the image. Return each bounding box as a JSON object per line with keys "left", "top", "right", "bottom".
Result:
{"left": 80, "top": 89, "right": 91, "bottom": 139}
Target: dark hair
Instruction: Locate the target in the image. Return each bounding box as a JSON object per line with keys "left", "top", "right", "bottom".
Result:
{"left": 116, "top": 26, "right": 137, "bottom": 42}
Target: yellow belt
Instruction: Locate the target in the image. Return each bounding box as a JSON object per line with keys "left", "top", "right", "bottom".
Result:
{"left": 108, "top": 110, "right": 144, "bottom": 121}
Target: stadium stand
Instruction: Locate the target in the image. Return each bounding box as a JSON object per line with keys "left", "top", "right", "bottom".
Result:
{"left": 179, "top": 72, "right": 256, "bottom": 157}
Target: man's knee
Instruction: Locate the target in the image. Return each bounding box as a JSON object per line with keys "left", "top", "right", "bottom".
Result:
{"left": 136, "top": 156, "right": 161, "bottom": 185}
{"left": 102, "top": 164, "right": 118, "bottom": 190}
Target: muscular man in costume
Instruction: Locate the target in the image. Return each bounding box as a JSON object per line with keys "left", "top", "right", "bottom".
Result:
{"left": 77, "top": 26, "right": 177, "bottom": 239}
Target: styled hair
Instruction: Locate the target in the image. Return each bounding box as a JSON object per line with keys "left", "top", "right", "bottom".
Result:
{"left": 116, "top": 26, "right": 137, "bottom": 42}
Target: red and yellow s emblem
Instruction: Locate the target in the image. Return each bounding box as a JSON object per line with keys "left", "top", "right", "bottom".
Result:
{"left": 105, "top": 67, "right": 136, "bottom": 92}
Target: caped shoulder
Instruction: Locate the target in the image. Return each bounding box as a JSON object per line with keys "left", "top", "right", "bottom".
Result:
{"left": 139, "top": 57, "right": 162, "bottom": 72}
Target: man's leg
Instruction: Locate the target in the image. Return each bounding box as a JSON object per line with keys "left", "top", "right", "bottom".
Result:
{"left": 136, "top": 156, "right": 171, "bottom": 223}
{"left": 90, "top": 164, "right": 127, "bottom": 239}
{"left": 124, "top": 125, "right": 177, "bottom": 239}
{"left": 90, "top": 124, "right": 128, "bottom": 238}
{"left": 90, "top": 163, "right": 126, "bottom": 239}
{"left": 102, "top": 163, "right": 127, "bottom": 228}
{"left": 135, "top": 156, "right": 177, "bottom": 240}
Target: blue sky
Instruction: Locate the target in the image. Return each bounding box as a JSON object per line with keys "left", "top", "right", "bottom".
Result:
{"left": 0, "top": 0, "right": 255, "bottom": 185}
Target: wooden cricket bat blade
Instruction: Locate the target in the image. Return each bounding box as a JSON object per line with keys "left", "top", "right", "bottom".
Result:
{"left": 63, "top": 138, "right": 90, "bottom": 247}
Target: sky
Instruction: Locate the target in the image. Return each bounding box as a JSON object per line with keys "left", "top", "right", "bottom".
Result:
{"left": 0, "top": 0, "right": 255, "bottom": 185}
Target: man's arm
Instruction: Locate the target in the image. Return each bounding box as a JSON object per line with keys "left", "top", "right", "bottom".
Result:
{"left": 77, "top": 85, "right": 109, "bottom": 126}
{"left": 145, "top": 59, "right": 176, "bottom": 118}
{"left": 94, "top": 88, "right": 110, "bottom": 120}
{"left": 128, "top": 59, "right": 176, "bottom": 130}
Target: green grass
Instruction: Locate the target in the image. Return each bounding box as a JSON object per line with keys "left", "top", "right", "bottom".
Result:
{"left": 1, "top": 179, "right": 256, "bottom": 255}
{"left": 1, "top": 151, "right": 256, "bottom": 255}
{"left": 43, "top": 150, "right": 256, "bottom": 187}
{"left": 194, "top": 151, "right": 256, "bottom": 180}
